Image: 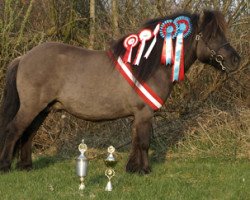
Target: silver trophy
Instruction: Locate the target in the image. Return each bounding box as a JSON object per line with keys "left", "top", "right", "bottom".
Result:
{"left": 76, "top": 139, "right": 88, "bottom": 190}
{"left": 104, "top": 146, "right": 117, "bottom": 191}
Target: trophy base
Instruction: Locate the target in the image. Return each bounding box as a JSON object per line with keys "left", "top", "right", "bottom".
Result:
{"left": 105, "top": 180, "right": 113, "bottom": 191}
{"left": 79, "top": 177, "right": 85, "bottom": 190}
{"left": 79, "top": 183, "right": 85, "bottom": 190}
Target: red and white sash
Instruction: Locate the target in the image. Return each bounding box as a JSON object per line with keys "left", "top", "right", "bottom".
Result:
{"left": 108, "top": 52, "right": 164, "bottom": 110}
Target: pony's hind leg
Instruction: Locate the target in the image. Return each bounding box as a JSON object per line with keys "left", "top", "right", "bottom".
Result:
{"left": 16, "top": 109, "right": 49, "bottom": 170}
{"left": 126, "top": 108, "right": 153, "bottom": 174}
{"left": 0, "top": 104, "right": 46, "bottom": 172}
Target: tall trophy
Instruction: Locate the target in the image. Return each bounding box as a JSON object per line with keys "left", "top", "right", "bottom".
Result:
{"left": 76, "top": 139, "right": 88, "bottom": 190}
{"left": 104, "top": 146, "right": 117, "bottom": 191}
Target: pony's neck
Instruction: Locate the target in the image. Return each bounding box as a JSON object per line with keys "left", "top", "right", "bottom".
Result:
{"left": 183, "top": 25, "right": 199, "bottom": 72}
{"left": 184, "top": 33, "right": 197, "bottom": 72}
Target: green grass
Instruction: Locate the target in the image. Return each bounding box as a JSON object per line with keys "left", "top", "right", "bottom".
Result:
{"left": 0, "top": 155, "right": 249, "bottom": 200}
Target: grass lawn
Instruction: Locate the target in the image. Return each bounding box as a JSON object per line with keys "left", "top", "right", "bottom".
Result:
{"left": 0, "top": 155, "right": 249, "bottom": 200}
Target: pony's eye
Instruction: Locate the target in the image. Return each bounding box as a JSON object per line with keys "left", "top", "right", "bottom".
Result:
{"left": 232, "top": 56, "right": 239, "bottom": 64}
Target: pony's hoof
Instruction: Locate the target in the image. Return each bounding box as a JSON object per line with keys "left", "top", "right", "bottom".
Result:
{"left": 126, "top": 161, "right": 151, "bottom": 174}
{"left": 139, "top": 167, "right": 152, "bottom": 175}
{"left": 16, "top": 162, "right": 33, "bottom": 171}
{"left": 126, "top": 159, "right": 141, "bottom": 173}
{"left": 126, "top": 164, "right": 138, "bottom": 173}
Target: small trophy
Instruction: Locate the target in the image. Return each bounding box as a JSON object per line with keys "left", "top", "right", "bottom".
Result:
{"left": 104, "top": 146, "right": 117, "bottom": 191}
{"left": 76, "top": 139, "right": 88, "bottom": 190}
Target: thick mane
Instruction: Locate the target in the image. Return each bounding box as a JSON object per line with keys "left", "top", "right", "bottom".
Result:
{"left": 110, "top": 10, "right": 227, "bottom": 82}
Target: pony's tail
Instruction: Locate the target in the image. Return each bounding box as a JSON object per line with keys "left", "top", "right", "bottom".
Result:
{"left": 0, "top": 57, "right": 20, "bottom": 151}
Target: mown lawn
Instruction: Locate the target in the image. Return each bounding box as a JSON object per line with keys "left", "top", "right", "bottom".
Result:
{"left": 0, "top": 155, "right": 249, "bottom": 200}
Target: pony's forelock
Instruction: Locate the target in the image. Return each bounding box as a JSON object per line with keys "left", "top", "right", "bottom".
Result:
{"left": 201, "top": 10, "right": 228, "bottom": 39}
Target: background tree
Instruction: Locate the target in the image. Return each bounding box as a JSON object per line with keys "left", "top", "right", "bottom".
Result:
{"left": 89, "top": 0, "right": 95, "bottom": 49}
{"left": 112, "top": 0, "right": 119, "bottom": 38}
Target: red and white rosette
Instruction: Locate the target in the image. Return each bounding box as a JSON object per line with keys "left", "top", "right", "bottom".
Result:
{"left": 144, "top": 23, "right": 160, "bottom": 59}
{"left": 133, "top": 29, "right": 153, "bottom": 65}
{"left": 123, "top": 34, "right": 139, "bottom": 63}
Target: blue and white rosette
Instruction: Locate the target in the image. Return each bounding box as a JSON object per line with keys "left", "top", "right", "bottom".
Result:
{"left": 172, "top": 16, "right": 192, "bottom": 81}
{"left": 160, "top": 20, "right": 178, "bottom": 66}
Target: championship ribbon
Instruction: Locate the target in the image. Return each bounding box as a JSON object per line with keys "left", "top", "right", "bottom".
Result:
{"left": 133, "top": 29, "right": 153, "bottom": 65}
{"left": 123, "top": 34, "right": 139, "bottom": 63}
{"left": 159, "top": 20, "right": 178, "bottom": 66}
{"left": 144, "top": 23, "right": 160, "bottom": 59}
{"left": 172, "top": 16, "right": 192, "bottom": 81}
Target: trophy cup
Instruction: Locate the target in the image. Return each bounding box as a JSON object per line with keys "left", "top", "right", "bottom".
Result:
{"left": 76, "top": 139, "right": 88, "bottom": 190}
{"left": 104, "top": 146, "right": 117, "bottom": 191}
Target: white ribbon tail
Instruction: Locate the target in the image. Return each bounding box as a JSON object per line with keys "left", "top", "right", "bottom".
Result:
{"left": 153, "top": 24, "right": 160, "bottom": 35}
{"left": 173, "top": 33, "right": 184, "bottom": 81}
{"left": 128, "top": 46, "right": 133, "bottom": 63}
{"left": 134, "top": 41, "right": 145, "bottom": 65}
{"left": 164, "top": 38, "right": 168, "bottom": 64}
{"left": 165, "top": 34, "right": 172, "bottom": 64}
{"left": 144, "top": 36, "right": 157, "bottom": 59}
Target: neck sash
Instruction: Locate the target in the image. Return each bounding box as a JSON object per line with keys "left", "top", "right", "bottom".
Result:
{"left": 108, "top": 52, "right": 163, "bottom": 110}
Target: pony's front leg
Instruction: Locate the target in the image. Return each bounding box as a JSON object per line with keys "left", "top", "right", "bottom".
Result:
{"left": 126, "top": 108, "right": 153, "bottom": 174}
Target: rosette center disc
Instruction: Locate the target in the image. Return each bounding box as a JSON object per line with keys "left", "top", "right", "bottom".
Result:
{"left": 166, "top": 26, "right": 174, "bottom": 33}
{"left": 179, "top": 23, "right": 186, "bottom": 32}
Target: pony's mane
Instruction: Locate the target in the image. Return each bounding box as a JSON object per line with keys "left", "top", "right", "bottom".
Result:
{"left": 110, "top": 10, "right": 227, "bottom": 82}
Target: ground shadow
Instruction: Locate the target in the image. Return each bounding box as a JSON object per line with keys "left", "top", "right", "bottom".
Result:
{"left": 32, "top": 156, "right": 65, "bottom": 170}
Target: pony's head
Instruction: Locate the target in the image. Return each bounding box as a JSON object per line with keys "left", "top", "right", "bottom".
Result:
{"left": 195, "top": 10, "right": 240, "bottom": 72}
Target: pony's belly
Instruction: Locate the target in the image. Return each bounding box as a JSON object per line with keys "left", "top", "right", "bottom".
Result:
{"left": 55, "top": 99, "right": 132, "bottom": 121}
{"left": 65, "top": 106, "right": 132, "bottom": 121}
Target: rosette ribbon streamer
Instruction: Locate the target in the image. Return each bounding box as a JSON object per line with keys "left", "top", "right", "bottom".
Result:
{"left": 123, "top": 34, "right": 139, "bottom": 63}
{"left": 160, "top": 20, "right": 177, "bottom": 66}
{"left": 172, "top": 32, "right": 184, "bottom": 81}
{"left": 144, "top": 23, "right": 160, "bottom": 59}
{"left": 172, "top": 16, "right": 192, "bottom": 81}
{"left": 133, "top": 29, "right": 153, "bottom": 65}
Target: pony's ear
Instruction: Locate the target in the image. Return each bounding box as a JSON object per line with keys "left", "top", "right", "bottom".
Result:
{"left": 198, "top": 10, "right": 206, "bottom": 30}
